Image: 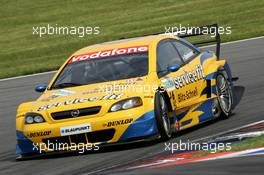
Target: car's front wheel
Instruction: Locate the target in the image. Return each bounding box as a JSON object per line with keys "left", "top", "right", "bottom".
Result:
{"left": 154, "top": 92, "right": 172, "bottom": 140}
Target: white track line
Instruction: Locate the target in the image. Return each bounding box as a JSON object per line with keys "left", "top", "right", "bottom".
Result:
{"left": 0, "top": 35, "right": 263, "bottom": 82}
{"left": 198, "top": 147, "right": 264, "bottom": 162}
{"left": 221, "top": 35, "right": 264, "bottom": 45}
{"left": 0, "top": 71, "right": 57, "bottom": 82}
{"left": 192, "top": 120, "right": 264, "bottom": 143}
{"left": 81, "top": 120, "right": 264, "bottom": 175}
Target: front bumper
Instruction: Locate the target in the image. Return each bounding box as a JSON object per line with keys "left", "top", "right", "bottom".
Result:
{"left": 16, "top": 109, "right": 158, "bottom": 157}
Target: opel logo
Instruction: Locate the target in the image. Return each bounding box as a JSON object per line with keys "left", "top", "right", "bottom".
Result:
{"left": 71, "top": 110, "right": 80, "bottom": 117}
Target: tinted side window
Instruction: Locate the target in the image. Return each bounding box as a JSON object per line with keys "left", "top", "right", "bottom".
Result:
{"left": 157, "top": 41, "right": 182, "bottom": 76}
{"left": 172, "top": 41, "right": 198, "bottom": 62}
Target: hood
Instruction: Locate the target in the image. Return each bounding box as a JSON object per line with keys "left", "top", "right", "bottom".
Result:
{"left": 33, "top": 77, "right": 156, "bottom": 114}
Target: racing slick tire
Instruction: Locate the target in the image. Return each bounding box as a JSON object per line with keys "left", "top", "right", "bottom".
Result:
{"left": 214, "top": 72, "right": 233, "bottom": 119}
{"left": 154, "top": 92, "right": 172, "bottom": 140}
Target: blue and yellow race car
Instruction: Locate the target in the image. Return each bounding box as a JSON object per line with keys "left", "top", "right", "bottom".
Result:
{"left": 16, "top": 24, "right": 237, "bottom": 159}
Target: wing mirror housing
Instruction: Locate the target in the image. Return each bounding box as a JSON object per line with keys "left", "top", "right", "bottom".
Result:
{"left": 167, "top": 64, "right": 180, "bottom": 72}
{"left": 35, "top": 83, "right": 47, "bottom": 93}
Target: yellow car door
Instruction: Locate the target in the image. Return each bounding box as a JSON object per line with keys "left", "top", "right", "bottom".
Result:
{"left": 170, "top": 39, "right": 207, "bottom": 109}
{"left": 157, "top": 39, "right": 189, "bottom": 109}
{"left": 157, "top": 38, "right": 208, "bottom": 130}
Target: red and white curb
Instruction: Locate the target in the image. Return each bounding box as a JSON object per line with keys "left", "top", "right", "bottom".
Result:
{"left": 127, "top": 147, "right": 264, "bottom": 170}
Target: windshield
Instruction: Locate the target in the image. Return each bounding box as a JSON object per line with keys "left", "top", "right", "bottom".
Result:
{"left": 51, "top": 52, "right": 148, "bottom": 89}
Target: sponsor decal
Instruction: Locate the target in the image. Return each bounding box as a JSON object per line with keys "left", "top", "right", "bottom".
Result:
{"left": 178, "top": 87, "right": 198, "bottom": 102}
{"left": 126, "top": 77, "right": 144, "bottom": 84}
{"left": 68, "top": 45, "right": 148, "bottom": 63}
{"left": 82, "top": 87, "right": 104, "bottom": 95}
{"left": 161, "top": 77, "right": 175, "bottom": 91}
{"left": 38, "top": 93, "right": 123, "bottom": 111}
{"left": 40, "top": 90, "right": 76, "bottom": 102}
{"left": 54, "top": 89, "right": 76, "bottom": 96}
{"left": 40, "top": 94, "right": 60, "bottom": 102}
{"left": 60, "top": 124, "right": 92, "bottom": 136}
{"left": 173, "top": 64, "right": 205, "bottom": 89}
{"left": 26, "top": 131, "right": 51, "bottom": 138}
{"left": 104, "top": 118, "right": 133, "bottom": 127}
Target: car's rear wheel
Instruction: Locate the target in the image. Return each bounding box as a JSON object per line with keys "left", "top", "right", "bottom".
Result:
{"left": 215, "top": 72, "right": 233, "bottom": 118}
{"left": 154, "top": 92, "right": 172, "bottom": 140}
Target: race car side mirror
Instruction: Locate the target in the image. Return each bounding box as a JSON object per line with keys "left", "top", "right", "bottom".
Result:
{"left": 35, "top": 83, "right": 47, "bottom": 93}
{"left": 167, "top": 64, "right": 180, "bottom": 72}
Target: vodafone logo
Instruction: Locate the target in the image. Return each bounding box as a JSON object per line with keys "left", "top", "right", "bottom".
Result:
{"left": 68, "top": 45, "right": 148, "bottom": 63}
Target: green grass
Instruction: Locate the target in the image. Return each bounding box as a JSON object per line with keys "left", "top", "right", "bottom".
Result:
{"left": 193, "top": 134, "right": 264, "bottom": 157}
{"left": 0, "top": 0, "right": 264, "bottom": 78}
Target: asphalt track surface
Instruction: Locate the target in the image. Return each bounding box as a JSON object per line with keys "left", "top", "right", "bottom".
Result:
{"left": 0, "top": 37, "right": 263, "bottom": 175}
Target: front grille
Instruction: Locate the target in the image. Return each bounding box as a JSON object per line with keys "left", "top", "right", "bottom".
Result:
{"left": 42, "top": 129, "right": 115, "bottom": 149}
{"left": 42, "top": 135, "right": 71, "bottom": 149}
{"left": 87, "top": 129, "right": 115, "bottom": 143}
{"left": 51, "top": 106, "right": 101, "bottom": 120}
{"left": 70, "top": 134, "right": 87, "bottom": 145}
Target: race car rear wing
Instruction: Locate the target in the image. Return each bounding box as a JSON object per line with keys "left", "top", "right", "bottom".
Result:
{"left": 175, "top": 24, "right": 221, "bottom": 60}
{"left": 120, "top": 24, "right": 221, "bottom": 59}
